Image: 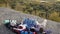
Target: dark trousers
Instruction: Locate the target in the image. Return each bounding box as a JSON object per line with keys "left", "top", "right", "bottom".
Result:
{"left": 5, "top": 23, "right": 10, "bottom": 29}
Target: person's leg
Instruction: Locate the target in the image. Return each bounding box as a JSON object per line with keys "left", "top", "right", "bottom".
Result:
{"left": 5, "top": 23, "right": 10, "bottom": 29}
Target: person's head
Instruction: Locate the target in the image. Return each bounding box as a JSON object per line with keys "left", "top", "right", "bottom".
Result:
{"left": 30, "top": 27, "right": 35, "bottom": 32}
{"left": 39, "top": 27, "right": 44, "bottom": 33}
{"left": 30, "top": 28, "right": 35, "bottom": 32}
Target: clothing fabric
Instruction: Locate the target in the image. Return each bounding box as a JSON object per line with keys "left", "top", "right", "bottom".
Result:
{"left": 23, "top": 18, "right": 40, "bottom": 31}
{"left": 23, "top": 18, "right": 36, "bottom": 28}
{"left": 29, "top": 31, "right": 33, "bottom": 34}
{"left": 13, "top": 24, "right": 26, "bottom": 31}
{"left": 4, "top": 20, "right": 10, "bottom": 24}
{"left": 24, "top": 31, "right": 28, "bottom": 34}
{"left": 10, "top": 20, "right": 17, "bottom": 26}
{"left": 20, "top": 31, "right": 24, "bottom": 34}
{"left": 5, "top": 23, "right": 10, "bottom": 29}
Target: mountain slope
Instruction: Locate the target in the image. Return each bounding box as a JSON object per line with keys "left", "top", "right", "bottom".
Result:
{"left": 0, "top": 7, "right": 60, "bottom": 34}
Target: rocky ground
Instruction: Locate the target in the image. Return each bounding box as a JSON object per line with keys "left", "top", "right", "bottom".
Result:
{"left": 0, "top": 7, "right": 60, "bottom": 34}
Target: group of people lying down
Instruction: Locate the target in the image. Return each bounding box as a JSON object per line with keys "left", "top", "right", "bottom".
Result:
{"left": 3, "top": 18, "right": 51, "bottom": 34}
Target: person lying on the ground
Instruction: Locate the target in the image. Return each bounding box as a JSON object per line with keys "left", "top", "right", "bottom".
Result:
{"left": 23, "top": 18, "right": 47, "bottom": 31}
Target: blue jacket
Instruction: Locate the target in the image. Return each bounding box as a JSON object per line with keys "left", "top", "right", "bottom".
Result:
{"left": 23, "top": 18, "right": 36, "bottom": 28}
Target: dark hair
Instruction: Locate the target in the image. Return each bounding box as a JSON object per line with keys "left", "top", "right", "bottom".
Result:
{"left": 18, "top": 26, "right": 23, "bottom": 29}
{"left": 30, "top": 28, "right": 35, "bottom": 32}
{"left": 39, "top": 28, "right": 44, "bottom": 33}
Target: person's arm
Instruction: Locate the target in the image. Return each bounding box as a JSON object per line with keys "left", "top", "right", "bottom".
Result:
{"left": 13, "top": 28, "right": 23, "bottom": 31}
{"left": 43, "top": 32, "right": 46, "bottom": 34}
{"left": 41, "top": 19, "right": 47, "bottom": 27}
{"left": 38, "top": 19, "right": 47, "bottom": 27}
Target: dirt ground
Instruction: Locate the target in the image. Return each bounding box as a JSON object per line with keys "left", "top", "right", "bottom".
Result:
{"left": 0, "top": 7, "right": 60, "bottom": 34}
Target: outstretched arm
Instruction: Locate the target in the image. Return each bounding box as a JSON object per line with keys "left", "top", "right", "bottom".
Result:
{"left": 41, "top": 19, "right": 47, "bottom": 27}
{"left": 36, "top": 19, "right": 47, "bottom": 27}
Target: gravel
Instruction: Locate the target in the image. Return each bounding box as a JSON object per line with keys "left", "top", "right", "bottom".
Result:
{"left": 0, "top": 7, "right": 60, "bottom": 34}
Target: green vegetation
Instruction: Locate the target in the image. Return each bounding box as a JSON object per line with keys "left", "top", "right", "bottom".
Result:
{"left": 0, "top": 0, "right": 60, "bottom": 22}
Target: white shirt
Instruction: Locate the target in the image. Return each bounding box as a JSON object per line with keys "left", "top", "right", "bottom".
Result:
{"left": 10, "top": 20, "right": 17, "bottom": 26}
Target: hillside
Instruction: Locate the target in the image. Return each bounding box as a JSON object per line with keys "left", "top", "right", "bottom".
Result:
{"left": 0, "top": 0, "right": 60, "bottom": 22}
{"left": 0, "top": 8, "right": 60, "bottom": 34}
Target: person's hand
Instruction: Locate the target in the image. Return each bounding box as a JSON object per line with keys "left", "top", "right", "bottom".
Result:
{"left": 43, "top": 32, "right": 46, "bottom": 34}
{"left": 13, "top": 28, "right": 16, "bottom": 30}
